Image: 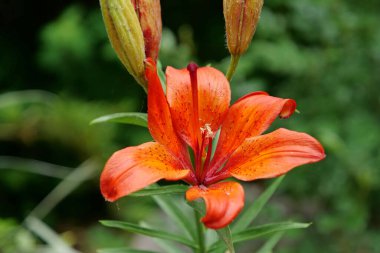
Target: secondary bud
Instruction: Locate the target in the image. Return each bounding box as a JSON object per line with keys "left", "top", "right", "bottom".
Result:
{"left": 100, "top": 0, "right": 147, "bottom": 90}
{"left": 223, "top": 0, "right": 264, "bottom": 55}
{"left": 131, "top": 0, "right": 162, "bottom": 61}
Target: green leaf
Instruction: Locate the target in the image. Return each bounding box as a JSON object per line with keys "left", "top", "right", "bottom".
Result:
{"left": 0, "top": 90, "right": 57, "bottom": 109}
{"left": 209, "top": 222, "right": 310, "bottom": 251}
{"left": 156, "top": 60, "right": 167, "bottom": 93}
{"left": 152, "top": 195, "right": 196, "bottom": 241}
{"left": 216, "top": 227, "right": 235, "bottom": 253}
{"left": 97, "top": 248, "right": 160, "bottom": 253}
{"left": 256, "top": 232, "right": 284, "bottom": 253}
{"left": 139, "top": 221, "right": 183, "bottom": 253}
{"left": 232, "top": 176, "right": 285, "bottom": 233}
{"left": 233, "top": 222, "right": 310, "bottom": 243}
{"left": 100, "top": 220, "right": 196, "bottom": 249}
{"left": 90, "top": 112, "right": 147, "bottom": 127}
{"left": 130, "top": 184, "right": 188, "bottom": 197}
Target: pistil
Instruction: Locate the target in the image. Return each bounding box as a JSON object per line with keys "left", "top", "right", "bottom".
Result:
{"left": 187, "top": 63, "right": 201, "bottom": 146}
{"left": 187, "top": 63, "right": 203, "bottom": 177}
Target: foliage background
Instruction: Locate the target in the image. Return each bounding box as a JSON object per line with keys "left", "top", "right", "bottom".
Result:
{"left": 1, "top": 0, "right": 379, "bottom": 252}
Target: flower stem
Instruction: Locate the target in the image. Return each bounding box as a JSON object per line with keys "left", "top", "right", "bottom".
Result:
{"left": 225, "top": 54, "right": 240, "bottom": 82}
{"left": 195, "top": 210, "right": 206, "bottom": 253}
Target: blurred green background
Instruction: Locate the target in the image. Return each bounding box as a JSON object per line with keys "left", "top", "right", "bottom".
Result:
{"left": 1, "top": 0, "right": 380, "bottom": 252}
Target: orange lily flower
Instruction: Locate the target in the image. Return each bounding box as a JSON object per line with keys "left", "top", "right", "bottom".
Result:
{"left": 100, "top": 59, "right": 325, "bottom": 229}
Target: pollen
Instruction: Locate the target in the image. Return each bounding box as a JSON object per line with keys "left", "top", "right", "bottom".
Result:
{"left": 201, "top": 124, "right": 214, "bottom": 138}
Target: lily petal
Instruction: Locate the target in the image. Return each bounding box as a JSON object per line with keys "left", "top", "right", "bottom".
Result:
{"left": 166, "top": 66, "right": 230, "bottom": 151}
{"left": 197, "top": 67, "right": 231, "bottom": 133}
{"left": 145, "top": 59, "right": 190, "bottom": 167}
{"left": 186, "top": 181, "right": 244, "bottom": 229}
{"left": 224, "top": 128, "right": 325, "bottom": 181}
{"left": 210, "top": 92, "right": 296, "bottom": 172}
{"left": 101, "top": 142, "right": 190, "bottom": 202}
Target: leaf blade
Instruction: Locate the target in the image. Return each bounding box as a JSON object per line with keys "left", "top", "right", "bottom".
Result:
{"left": 233, "top": 222, "right": 310, "bottom": 243}
{"left": 98, "top": 248, "right": 160, "bottom": 253}
{"left": 140, "top": 221, "right": 184, "bottom": 253}
{"left": 209, "top": 221, "right": 310, "bottom": 251}
{"left": 90, "top": 112, "right": 147, "bottom": 127}
{"left": 256, "top": 232, "right": 284, "bottom": 253}
{"left": 130, "top": 185, "right": 188, "bottom": 197}
{"left": 152, "top": 195, "right": 196, "bottom": 241}
{"left": 216, "top": 226, "right": 235, "bottom": 253}
{"left": 232, "top": 176, "right": 285, "bottom": 233}
{"left": 100, "top": 220, "right": 197, "bottom": 249}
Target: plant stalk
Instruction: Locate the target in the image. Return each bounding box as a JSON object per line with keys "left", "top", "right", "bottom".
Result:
{"left": 195, "top": 210, "right": 206, "bottom": 253}
{"left": 225, "top": 54, "right": 240, "bottom": 82}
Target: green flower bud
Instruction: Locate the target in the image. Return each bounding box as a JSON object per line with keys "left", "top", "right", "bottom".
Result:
{"left": 223, "top": 0, "right": 264, "bottom": 56}
{"left": 100, "top": 0, "right": 147, "bottom": 90}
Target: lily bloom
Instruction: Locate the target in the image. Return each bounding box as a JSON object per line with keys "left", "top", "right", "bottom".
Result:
{"left": 100, "top": 59, "right": 325, "bottom": 229}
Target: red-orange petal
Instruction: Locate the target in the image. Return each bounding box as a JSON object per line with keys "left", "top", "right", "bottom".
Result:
{"left": 224, "top": 128, "right": 325, "bottom": 181}
{"left": 166, "top": 66, "right": 231, "bottom": 151}
{"left": 210, "top": 92, "right": 296, "bottom": 172}
{"left": 145, "top": 59, "right": 190, "bottom": 167}
{"left": 100, "top": 142, "right": 190, "bottom": 202}
{"left": 186, "top": 181, "right": 244, "bottom": 229}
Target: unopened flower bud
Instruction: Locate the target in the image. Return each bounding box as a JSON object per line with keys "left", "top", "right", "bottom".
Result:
{"left": 223, "top": 0, "right": 264, "bottom": 56}
{"left": 100, "top": 0, "right": 147, "bottom": 90}
{"left": 131, "top": 0, "right": 162, "bottom": 61}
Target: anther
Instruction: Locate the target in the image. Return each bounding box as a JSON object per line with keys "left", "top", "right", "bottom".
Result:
{"left": 201, "top": 124, "right": 214, "bottom": 138}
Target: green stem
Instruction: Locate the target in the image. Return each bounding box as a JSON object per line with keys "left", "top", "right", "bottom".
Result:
{"left": 195, "top": 210, "right": 206, "bottom": 253}
{"left": 225, "top": 54, "right": 241, "bottom": 82}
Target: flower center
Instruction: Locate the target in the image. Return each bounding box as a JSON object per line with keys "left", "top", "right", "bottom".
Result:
{"left": 198, "top": 124, "right": 214, "bottom": 183}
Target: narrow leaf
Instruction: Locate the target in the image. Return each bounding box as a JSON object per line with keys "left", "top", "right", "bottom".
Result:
{"left": 233, "top": 222, "right": 310, "bottom": 243}
{"left": 209, "top": 222, "right": 310, "bottom": 251}
{"left": 256, "top": 232, "right": 284, "bottom": 253}
{"left": 153, "top": 195, "right": 196, "bottom": 241}
{"left": 130, "top": 184, "right": 188, "bottom": 197}
{"left": 100, "top": 220, "right": 196, "bottom": 249}
{"left": 98, "top": 248, "right": 160, "bottom": 253}
{"left": 0, "top": 90, "right": 57, "bottom": 108}
{"left": 216, "top": 227, "right": 235, "bottom": 253}
{"left": 140, "top": 221, "right": 184, "bottom": 253}
{"left": 24, "top": 216, "right": 79, "bottom": 253}
{"left": 156, "top": 60, "right": 167, "bottom": 93}
{"left": 232, "top": 176, "right": 285, "bottom": 233}
{"left": 90, "top": 112, "right": 147, "bottom": 127}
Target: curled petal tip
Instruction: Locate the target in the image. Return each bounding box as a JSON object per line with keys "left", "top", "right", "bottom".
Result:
{"left": 100, "top": 175, "right": 119, "bottom": 202}
{"left": 279, "top": 99, "right": 297, "bottom": 119}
